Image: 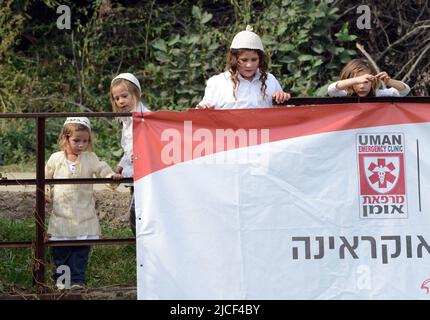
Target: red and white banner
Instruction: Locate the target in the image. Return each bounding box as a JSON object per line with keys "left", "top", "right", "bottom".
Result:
{"left": 133, "top": 103, "right": 430, "bottom": 299}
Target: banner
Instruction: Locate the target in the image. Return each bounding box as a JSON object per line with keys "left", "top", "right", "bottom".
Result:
{"left": 133, "top": 103, "right": 430, "bottom": 299}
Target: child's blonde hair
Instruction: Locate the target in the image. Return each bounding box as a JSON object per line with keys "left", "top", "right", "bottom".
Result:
{"left": 59, "top": 123, "right": 94, "bottom": 152}
{"left": 340, "top": 58, "right": 379, "bottom": 96}
{"left": 226, "top": 49, "right": 269, "bottom": 101}
{"left": 110, "top": 79, "right": 141, "bottom": 112}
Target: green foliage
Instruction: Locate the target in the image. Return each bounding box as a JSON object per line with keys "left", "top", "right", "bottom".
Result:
{"left": 0, "top": 218, "right": 136, "bottom": 290}
{"left": 0, "top": 119, "right": 36, "bottom": 166}
{"left": 256, "top": 0, "right": 357, "bottom": 96}
{"left": 0, "top": 0, "right": 28, "bottom": 59}
{"left": 85, "top": 222, "right": 135, "bottom": 288}
{"left": 146, "top": 5, "right": 225, "bottom": 109}
{"left": 90, "top": 118, "right": 123, "bottom": 168}
{"left": 0, "top": 117, "right": 121, "bottom": 168}
{"left": 0, "top": 0, "right": 358, "bottom": 166}
{"left": 0, "top": 248, "right": 33, "bottom": 290}
{"left": 0, "top": 218, "right": 34, "bottom": 289}
{"left": 0, "top": 217, "right": 35, "bottom": 242}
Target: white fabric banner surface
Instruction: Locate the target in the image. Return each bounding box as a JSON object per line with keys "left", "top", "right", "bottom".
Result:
{"left": 133, "top": 103, "right": 430, "bottom": 299}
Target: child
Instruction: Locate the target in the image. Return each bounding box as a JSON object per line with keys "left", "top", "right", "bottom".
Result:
{"left": 327, "top": 58, "right": 410, "bottom": 97}
{"left": 110, "top": 73, "right": 150, "bottom": 236}
{"left": 45, "top": 117, "right": 122, "bottom": 290}
{"left": 196, "top": 25, "right": 290, "bottom": 109}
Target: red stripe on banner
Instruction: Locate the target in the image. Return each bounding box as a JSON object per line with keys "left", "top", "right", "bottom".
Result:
{"left": 133, "top": 103, "right": 430, "bottom": 180}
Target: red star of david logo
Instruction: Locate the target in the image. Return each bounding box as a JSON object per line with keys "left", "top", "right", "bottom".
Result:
{"left": 367, "top": 158, "right": 396, "bottom": 188}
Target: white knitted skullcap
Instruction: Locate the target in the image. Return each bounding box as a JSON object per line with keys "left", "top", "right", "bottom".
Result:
{"left": 230, "top": 25, "right": 264, "bottom": 51}
{"left": 64, "top": 117, "right": 91, "bottom": 130}
{"left": 111, "top": 73, "right": 141, "bottom": 92}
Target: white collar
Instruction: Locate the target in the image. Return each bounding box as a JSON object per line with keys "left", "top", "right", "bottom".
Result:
{"left": 238, "top": 69, "right": 261, "bottom": 83}
{"left": 119, "top": 102, "right": 146, "bottom": 122}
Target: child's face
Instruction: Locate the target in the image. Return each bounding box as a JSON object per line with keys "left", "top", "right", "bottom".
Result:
{"left": 67, "top": 130, "right": 90, "bottom": 156}
{"left": 111, "top": 84, "right": 136, "bottom": 112}
{"left": 353, "top": 70, "right": 373, "bottom": 97}
{"left": 237, "top": 50, "right": 260, "bottom": 81}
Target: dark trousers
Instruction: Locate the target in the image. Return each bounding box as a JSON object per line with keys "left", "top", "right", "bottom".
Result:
{"left": 129, "top": 186, "right": 136, "bottom": 236}
{"left": 52, "top": 245, "right": 91, "bottom": 284}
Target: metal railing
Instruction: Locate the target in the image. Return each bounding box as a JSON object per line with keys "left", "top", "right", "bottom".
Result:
{"left": 1, "top": 97, "right": 429, "bottom": 292}
{"left": 0, "top": 112, "right": 134, "bottom": 292}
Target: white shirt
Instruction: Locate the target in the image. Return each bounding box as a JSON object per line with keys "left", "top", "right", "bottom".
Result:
{"left": 327, "top": 81, "right": 411, "bottom": 97}
{"left": 45, "top": 151, "right": 115, "bottom": 238}
{"left": 66, "top": 159, "right": 77, "bottom": 177}
{"left": 198, "top": 70, "right": 283, "bottom": 109}
{"left": 118, "top": 102, "right": 150, "bottom": 178}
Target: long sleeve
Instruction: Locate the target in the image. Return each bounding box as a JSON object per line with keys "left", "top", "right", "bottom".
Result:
{"left": 198, "top": 71, "right": 282, "bottom": 109}
{"left": 398, "top": 82, "right": 411, "bottom": 96}
{"left": 376, "top": 82, "right": 411, "bottom": 97}
{"left": 118, "top": 115, "right": 134, "bottom": 178}
{"left": 90, "top": 152, "right": 115, "bottom": 178}
{"left": 119, "top": 152, "right": 130, "bottom": 170}
{"left": 45, "top": 153, "right": 57, "bottom": 201}
{"left": 327, "top": 81, "right": 348, "bottom": 97}
{"left": 45, "top": 154, "right": 55, "bottom": 179}
{"left": 269, "top": 74, "right": 283, "bottom": 107}
{"left": 47, "top": 151, "right": 103, "bottom": 237}
{"left": 198, "top": 76, "right": 219, "bottom": 107}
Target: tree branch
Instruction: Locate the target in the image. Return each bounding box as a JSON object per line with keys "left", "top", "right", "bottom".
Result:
{"left": 376, "top": 25, "right": 430, "bottom": 61}
{"left": 402, "top": 42, "right": 430, "bottom": 82}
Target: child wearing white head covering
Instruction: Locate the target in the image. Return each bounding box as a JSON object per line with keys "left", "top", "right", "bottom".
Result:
{"left": 110, "top": 73, "right": 151, "bottom": 236}
{"left": 45, "top": 117, "right": 121, "bottom": 290}
{"left": 197, "top": 25, "right": 290, "bottom": 109}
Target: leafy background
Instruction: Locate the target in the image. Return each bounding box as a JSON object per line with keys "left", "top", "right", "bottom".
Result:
{"left": 0, "top": 0, "right": 428, "bottom": 167}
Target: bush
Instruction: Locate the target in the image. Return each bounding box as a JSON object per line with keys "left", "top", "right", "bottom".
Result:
{"left": 0, "top": 0, "right": 358, "bottom": 166}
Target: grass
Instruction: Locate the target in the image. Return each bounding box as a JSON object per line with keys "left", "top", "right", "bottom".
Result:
{"left": 0, "top": 163, "right": 36, "bottom": 173}
{"left": 0, "top": 217, "right": 136, "bottom": 292}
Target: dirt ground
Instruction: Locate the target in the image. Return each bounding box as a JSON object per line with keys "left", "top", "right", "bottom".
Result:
{"left": 0, "top": 190, "right": 131, "bottom": 227}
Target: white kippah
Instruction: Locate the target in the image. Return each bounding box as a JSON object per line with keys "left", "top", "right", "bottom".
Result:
{"left": 230, "top": 25, "right": 264, "bottom": 51}
{"left": 111, "top": 73, "right": 141, "bottom": 92}
{"left": 64, "top": 117, "right": 91, "bottom": 130}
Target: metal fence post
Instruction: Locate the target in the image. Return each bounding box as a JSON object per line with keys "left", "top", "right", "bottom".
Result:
{"left": 34, "top": 117, "right": 46, "bottom": 292}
